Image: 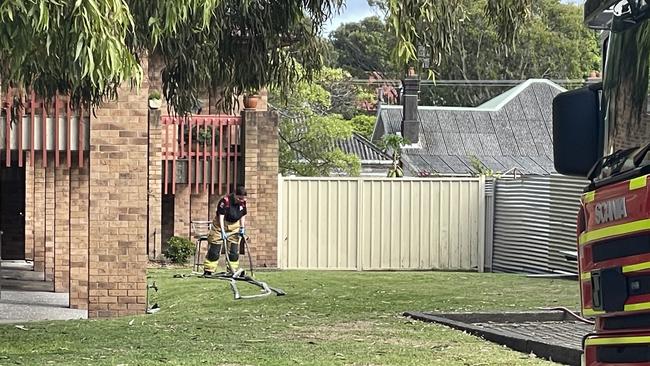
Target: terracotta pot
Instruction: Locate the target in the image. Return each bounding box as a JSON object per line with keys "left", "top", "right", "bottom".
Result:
{"left": 244, "top": 95, "right": 259, "bottom": 109}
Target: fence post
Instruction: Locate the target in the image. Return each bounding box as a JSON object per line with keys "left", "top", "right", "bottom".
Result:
{"left": 277, "top": 174, "right": 284, "bottom": 269}
{"left": 483, "top": 177, "right": 496, "bottom": 272}
{"left": 478, "top": 176, "right": 486, "bottom": 273}
{"left": 355, "top": 179, "right": 364, "bottom": 271}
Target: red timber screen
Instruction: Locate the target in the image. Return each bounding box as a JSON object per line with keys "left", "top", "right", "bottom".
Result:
{"left": 162, "top": 115, "right": 242, "bottom": 195}
{"left": 1, "top": 89, "right": 87, "bottom": 168}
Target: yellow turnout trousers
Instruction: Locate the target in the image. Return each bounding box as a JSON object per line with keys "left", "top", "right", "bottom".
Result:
{"left": 203, "top": 220, "right": 241, "bottom": 273}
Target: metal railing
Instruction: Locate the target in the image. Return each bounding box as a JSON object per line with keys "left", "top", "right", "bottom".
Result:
{"left": 1, "top": 89, "right": 90, "bottom": 168}
{"left": 162, "top": 115, "right": 241, "bottom": 195}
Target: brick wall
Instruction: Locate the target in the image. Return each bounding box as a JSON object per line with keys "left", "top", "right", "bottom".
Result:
{"left": 188, "top": 191, "right": 209, "bottom": 264}
{"left": 147, "top": 58, "right": 164, "bottom": 259}
{"left": 44, "top": 161, "right": 55, "bottom": 281}
{"left": 30, "top": 156, "right": 62, "bottom": 282}
{"left": 208, "top": 194, "right": 219, "bottom": 221}
{"left": 170, "top": 190, "right": 226, "bottom": 240}
{"left": 190, "top": 191, "right": 209, "bottom": 225}
{"left": 54, "top": 167, "right": 70, "bottom": 292}
{"left": 87, "top": 57, "right": 150, "bottom": 318}
{"left": 148, "top": 54, "right": 169, "bottom": 113}
{"left": 6, "top": 55, "right": 285, "bottom": 316}
{"left": 10, "top": 57, "right": 275, "bottom": 317}
{"left": 24, "top": 157, "right": 34, "bottom": 260}
{"left": 257, "top": 89, "right": 269, "bottom": 111}
{"left": 70, "top": 164, "right": 89, "bottom": 309}
{"left": 45, "top": 162, "right": 56, "bottom": 281}
{"left": 174, "top": 185, "right": 191, "bottom": 238}
{"left": 148, "top": 110, "right": 162, "bottom": 259}
{"left": 33, "top": 156, "right": 46, "bottom": 274}
{"left": 29, "top": 154, "right": 90, "bottom": 298}
{"left": 149, "top": 55, "right": 270, "bottom": 254}
{"left": 242, "top": 110, "right": 279, "bottom": 267}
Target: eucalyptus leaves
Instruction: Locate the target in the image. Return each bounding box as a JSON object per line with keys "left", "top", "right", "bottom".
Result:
{"left": 0, "top": 0, "right": 532, "bottom": 115}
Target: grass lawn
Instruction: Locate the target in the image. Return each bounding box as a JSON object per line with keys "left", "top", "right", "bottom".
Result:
{"left": 0, "top": 270, "right": 579, "bottom": 365}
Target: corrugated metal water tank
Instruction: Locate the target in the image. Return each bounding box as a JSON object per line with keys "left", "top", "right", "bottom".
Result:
{"left": 491, "top": 174, "right": 587, "bottom": 274}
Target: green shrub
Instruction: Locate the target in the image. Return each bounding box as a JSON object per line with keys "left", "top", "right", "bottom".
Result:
{"left": 149, "top": 89, "right": 161, "bottom": 100}
{"left": 183, "top": 125, "right": 214, "bottom": 144}
{"left": 164, "top": 236, "right": 196, "bottom": 264}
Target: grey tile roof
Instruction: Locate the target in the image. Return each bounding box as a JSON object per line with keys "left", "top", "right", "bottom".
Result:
{"left": 373, "top": 79, "right": 565, "bottom": 175}
{"left": 336, "top": 133, "right": 391, "bottom": 162}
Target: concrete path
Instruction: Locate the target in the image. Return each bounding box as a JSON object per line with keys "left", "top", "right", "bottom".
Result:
{"left": 1, "top": 260, "right": 52, "bottom": 292}
{"left": 0, "top": 290, "right": 87, "bottom": 324}
{"left": 0, "top": 261, "right": 87, "bottom": 324}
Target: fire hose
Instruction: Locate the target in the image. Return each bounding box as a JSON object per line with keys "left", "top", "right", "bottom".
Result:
{"left": 206, "top": 234, "right": 286, "bottom": 300}
{"left": 176, "top": 233, "right": 285, "bottom": 300}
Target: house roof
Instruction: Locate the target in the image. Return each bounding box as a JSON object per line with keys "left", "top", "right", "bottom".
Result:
{"left": 372, "top": 79, "right": 566, "bottom": 175}
{"left": 336, "top": 133, "right": 391, "bottom": 163}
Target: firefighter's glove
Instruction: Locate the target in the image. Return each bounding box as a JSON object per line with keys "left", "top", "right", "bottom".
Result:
{"left": 239, "top": 227, "right": 245, "bottom": 236}
{"left": 220, "top": 230, "right": 227, "bottom": 241}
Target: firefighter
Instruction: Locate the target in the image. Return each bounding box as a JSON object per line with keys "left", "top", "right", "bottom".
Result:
{"left": 203, "top": 186, "right": 247, "bottom": 275}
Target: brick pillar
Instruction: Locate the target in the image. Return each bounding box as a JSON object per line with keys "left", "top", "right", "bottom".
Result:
{"left": 257, "top": 88, "right": 269, "bottom": 111}
{"left": 148, "top": 54, "right": 168, "bottom": 112}
{"left": 33, "top": 156, "right": 45, "bottom": 274}
{"left": 242, "top": 111, "right": 279, "bottom": 267}
{"left": 174, "top": 186, "right": 191, "bottom": 238}
{"left": 54, "top": 167, "right": 70, "bottom": 292}
{"left": 24, "top": 155, "right": 35, "bottom": 260}
{"left": 44, "top": 160, "right": 55, "bottom": 281}
{"left": 148, "top": 109, "right": 162, "bottom": 259}
{"left": 147, "top": 55, "right": 165, "bottom": 259}
{"left": 88, "top": 58, "right": 150, "bottom": 318}
{"left": 70, "top": 164, "right": 89, "bottom": 309}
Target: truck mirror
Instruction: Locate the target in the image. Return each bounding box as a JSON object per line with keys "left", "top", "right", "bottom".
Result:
{"left": 552, "top": 83, "right": 603, "bottom": 177}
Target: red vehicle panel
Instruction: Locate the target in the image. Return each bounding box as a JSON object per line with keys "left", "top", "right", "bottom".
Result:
{"left": 578, "top": 175, "right": 650, "bottom": 319}
{"left": 584, "top": 332, "right": 650, "bottom": 365}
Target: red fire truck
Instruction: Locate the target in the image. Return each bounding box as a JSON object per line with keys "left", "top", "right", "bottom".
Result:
{"left": 554, "top": 1, "right": 650, "bottom": 364}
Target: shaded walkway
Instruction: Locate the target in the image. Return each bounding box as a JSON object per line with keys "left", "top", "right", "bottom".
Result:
{"left": 0, "top": 260, "right": 87, "bottom": 324}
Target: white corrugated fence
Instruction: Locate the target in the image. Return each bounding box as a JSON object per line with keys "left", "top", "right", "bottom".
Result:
{"left": 278, "top": 176, "right": 486, "bottom": 271}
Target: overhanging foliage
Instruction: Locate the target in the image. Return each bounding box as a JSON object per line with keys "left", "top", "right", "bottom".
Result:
{"left": 0, "top": 0, "right": 533, "bottom": 114}
{"left": 0, "top": 0, "right": 343, "bottom": 114}
{"left": 383, "top": 0, "right": 533, "bottom": 72}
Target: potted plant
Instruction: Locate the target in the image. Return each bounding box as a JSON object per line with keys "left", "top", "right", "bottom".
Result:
{"left": 149, "top": 89, "right": 162, "bottom": 109}
{"left": 243, "top": 88, "right": 259, "bottom": 109}
{"left": 183, "top": 125, "right": 214, "bottom": 152}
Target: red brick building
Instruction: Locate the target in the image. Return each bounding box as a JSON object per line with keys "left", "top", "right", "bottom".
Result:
{"left": 0, "top": 56, "right": 279, "bottom": 318}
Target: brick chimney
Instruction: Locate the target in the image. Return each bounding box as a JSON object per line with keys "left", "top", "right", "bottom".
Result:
{"left": 401, "top": 67, "right": 420, "bottom": 143}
